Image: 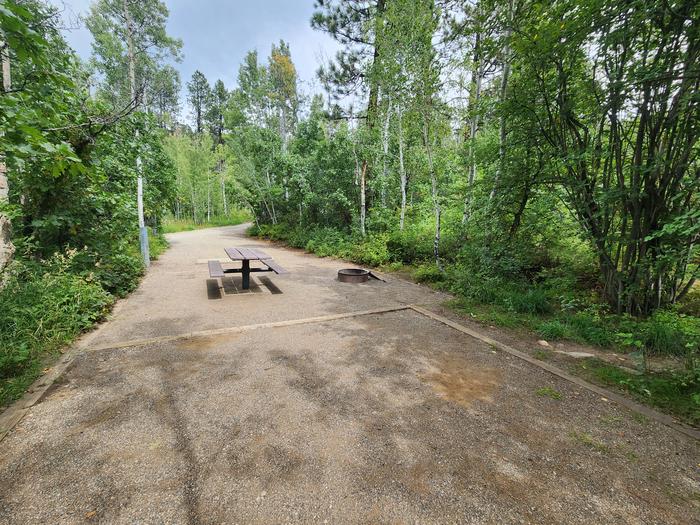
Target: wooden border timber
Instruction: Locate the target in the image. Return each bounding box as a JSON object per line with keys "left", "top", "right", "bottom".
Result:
{"left": 409, "top": 305, "right": 700, "bottom": 441}
{"left": 86, "top": 305, "right": 411, "bottom": 353}
{"left": 0, "top": 305, "right": 411, "bottom": 442}
{"left": 1, "top": 303, "right": 698, "bottom": 443}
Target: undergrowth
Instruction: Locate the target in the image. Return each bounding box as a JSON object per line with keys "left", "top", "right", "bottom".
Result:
{"left": 574, "top": 358, "right": 700, "bottom": 426}
{"left": 0, "top": 233, "right": 170, "bottom": 408}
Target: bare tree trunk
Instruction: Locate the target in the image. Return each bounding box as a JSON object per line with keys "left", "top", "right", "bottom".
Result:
{"left": 489, "top": 0, "right": 513, "bottom": 203}
{"left": 397, "top": 105, "right": 407, "bottom": 231}
{"left": 123, "top": 0, "right": 149, "bottom": 267}
{"left": 221, "top": 168, "right": 228, "bottom": 216}
{"left": 0, "top": 34, "right": 15, "bottom": 276}
{"left": 352, "top": 131, "right": 360, "bottom": 186}
{"left": 423, "top": 116, "right": 441, "bottom": 270}
{"left": 206, "top": 171, "right": 211, "bottom": 222}
{"left": 265, "top": 170, "right": 277, "bottom": 225}
{"left": 381, "top": 99, "right": 391, "bottom": 207}
{"left": 463, "top": 27, "right": 483, "bottom": 223}
{"left": 191, "top": 183, "right": 196, "bottom": 222}
{"left": 280, "top": 106, "right": 290, "bottom": 202}
{"left": 360, "top": 161, "right": 367, "bottom": 237}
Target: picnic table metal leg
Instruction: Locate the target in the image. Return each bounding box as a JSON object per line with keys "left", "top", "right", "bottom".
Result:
{"left": 242, "top": 259, "right": 250, "bottom": 289}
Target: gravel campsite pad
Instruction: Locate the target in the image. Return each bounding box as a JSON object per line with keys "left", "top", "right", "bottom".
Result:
{"left": 0, "top": 226, "right": 697, "bottom": 524}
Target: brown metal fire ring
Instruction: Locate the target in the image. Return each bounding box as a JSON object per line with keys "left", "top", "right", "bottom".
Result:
{"left": 338, "top": 268, "right": 370, "bottom": 283}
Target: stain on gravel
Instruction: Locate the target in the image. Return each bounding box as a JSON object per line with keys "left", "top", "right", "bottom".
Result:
{"left": 420, "top": 354, "right": 502, "bottom": 406}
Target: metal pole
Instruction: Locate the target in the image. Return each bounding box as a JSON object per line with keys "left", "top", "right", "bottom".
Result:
{"left": 137, "top": 155, "right": 150, "bottom": 268}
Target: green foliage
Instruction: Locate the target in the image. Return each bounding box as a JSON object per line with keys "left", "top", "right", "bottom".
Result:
{"left": 0, "top": 256, "right": 113, "bottom": 406}
{"left": 537, "top": 321, "right": 570, "bottom": 340}
{"left": 536, "top": 387, "right": 562, "bottom": 400}
{"left": 413, "top": 263, "right": 446, "bottom": 284}
{"left": 504, "top": 288, "right": 553, "bottom": 315}
{"left": 639, "top": 311, "right": 700, "bottom": 358}
{"left": 305, "top": 228, "right": 354, "bottom": 258}
{"left": 351, "top": 234, "right": 392, "bottom": 267}
{"left": 161, "top": 211, "right": 250, "bottom": 234}
{"left": 86, "top": 0, "right": 182, "bottom": 108}
{"left": 149, "top": 233, "right": 169, "bottom": 259}
{"left": 576, "top": 359, "right": 700, "bottom": 426}
{"left": 0, "top": 1, "right": 177, "bottom": 406}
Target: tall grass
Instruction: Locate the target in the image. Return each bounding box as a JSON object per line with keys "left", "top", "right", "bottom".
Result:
{"left": 0, "top": 256, "right": 113, "bottom": 406}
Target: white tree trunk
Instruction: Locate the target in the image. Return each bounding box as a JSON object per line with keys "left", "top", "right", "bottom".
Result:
{"left": 397, "top": 105, "right": 407, "bottom": 231}
{"left": 191, "top": 182, "right": 196, "bottom": 222}
{"left": 0, "top": 35, "right": 15, "bottom": 276}
{"left": 206, "top": 171, "right": 211, "bottom": 222}
{"left": 360, "top": 160, "right": 367, "bottom": 237}
{"left": 123, "top": 0, "right": 149, "bottom": 266}
{"left": 220, "top": 162, "right": 228, "bottom": 216}
{"left": 265, "top": 170, "right": 277, "bottom": 224}
{"left": 381, "top": 99, "right": 391, "bottom": 206}
{"left": 423, "top": 116, "right": 441, "bottom": 270}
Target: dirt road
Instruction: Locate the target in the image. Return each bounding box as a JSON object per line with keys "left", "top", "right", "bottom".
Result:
{"left": 0, "top": 225, "right": 697, "bottom": 524}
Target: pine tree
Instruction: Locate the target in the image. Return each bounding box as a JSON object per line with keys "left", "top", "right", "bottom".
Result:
{"left": 187, "top": 70, "right": 211, "bottom": 134}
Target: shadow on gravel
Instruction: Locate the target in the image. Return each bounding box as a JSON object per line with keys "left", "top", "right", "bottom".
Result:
{"left": 206, "top": 279, "right": 222, "bottom": 300}
{"left": 258, "top": 276, "right": 283, "bottom": 294}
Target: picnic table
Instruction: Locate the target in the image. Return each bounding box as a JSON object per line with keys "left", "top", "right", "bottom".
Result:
{"left": 208, "top": 247, "right": 287, "bottom": 290}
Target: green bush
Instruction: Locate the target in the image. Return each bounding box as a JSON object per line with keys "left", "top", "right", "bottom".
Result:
{"left": 68, "top": 243, "right": 143, "bottom": 297}
{"left": 0, "top": 257, "right": 113, "bottom": 406}
{"left": 386, "top": 227, "right": 434, "bottom": 263}
{"left": 449, "top": 271, "right": 504, "bottom": 305}
{"left": 640, "top": 310, "right": 699, "bottom": 357}
{"left": 305, "top": 227, "right": 352, "bottom": 257}
{"left": 567, "top": 312, "right": 616, "bottom": 347}
{"left": 413, "top": 263, "right": 446, "bottom": 284}
{"left": 351, "top": 234, "right": 391, "bottom": 266}
{"left": 504, "top": 287, "right": 553, "bottom": 315}
{"left": 577, "top": 358, "right": 700, "bottom": 426}
{"left": 149, "top": 233, "right": 169, "bottom": 260}
{"left": 537, "top": 320, "right": 570, "bottom": 340}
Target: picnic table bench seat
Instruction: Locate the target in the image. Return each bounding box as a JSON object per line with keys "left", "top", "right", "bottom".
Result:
{"left": 260, "top": 258, "right": 288, "bottom": 275}
{"left": 208, "top": 260, "right": 225, "bottom": 278}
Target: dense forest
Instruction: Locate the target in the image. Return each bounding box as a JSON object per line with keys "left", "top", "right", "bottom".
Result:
{"left": 1, "top": 0, "right": 699, "bottom": 421}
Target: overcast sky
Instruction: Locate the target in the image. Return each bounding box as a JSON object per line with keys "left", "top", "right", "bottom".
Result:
{"left": 51, "top": 0, "right": 339, "bottom": 117}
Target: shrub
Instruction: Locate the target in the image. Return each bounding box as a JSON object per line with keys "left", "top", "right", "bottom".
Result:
{"left": 640, "top": 310, "right": 699, "bottom": 357}
{"left": 386, "top": 227, "right": 434, "bottom": 263}
{"left": 69, "top": 243, "right": 144, "bottom": 297}
{"left": 149, "top": 233, "right": 169, "bottom": 260}
{"left": 351, "top": 234, "right": 391, "bottom": 267}
{"left": 305, "top": 227, "right": 352, "bottom": 257}
{"left": 504, "top": 287, "right": 553, "bottom": 315}
{"left": 537, "top": 320, "right": 570, "bottom": 340}
{"left": 567, "top": 312, "right": 616, "bottom": 347}
{"left": 0, "top": 257, "right": 113, "bottom": 405}
{"left": 413, "top": 263, "right": 446, "bottom": 284}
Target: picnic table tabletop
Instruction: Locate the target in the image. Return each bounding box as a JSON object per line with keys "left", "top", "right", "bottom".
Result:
{"left": 224, "top": 247, "right": 272, "bottom": 261}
